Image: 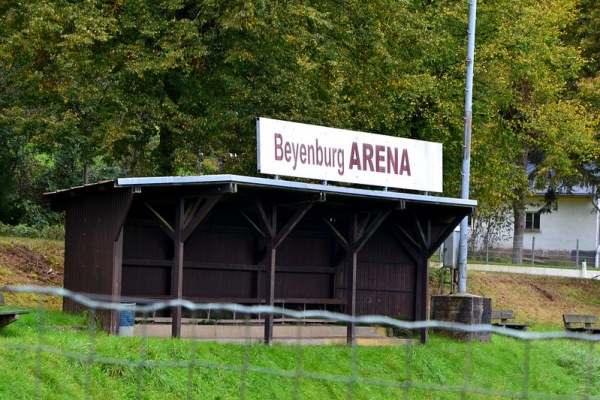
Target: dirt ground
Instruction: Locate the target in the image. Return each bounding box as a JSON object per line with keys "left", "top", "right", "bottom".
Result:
{"left": 0, "top": 237, "right": 64, "bottom": 309}
{"left": 1, "top": 237, "right": 600, "bottom": 327}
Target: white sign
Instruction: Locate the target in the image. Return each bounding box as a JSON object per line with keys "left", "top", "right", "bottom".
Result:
{"left": 256, "top": 117, "right": 443, "bottom": 192}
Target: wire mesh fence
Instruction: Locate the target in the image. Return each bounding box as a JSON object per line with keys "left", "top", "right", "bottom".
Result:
{"left": 468, "top": 237, "right": 598, "bottom": 269}
{"left": 1, "top": 285, "right": 600, "bottom": 399}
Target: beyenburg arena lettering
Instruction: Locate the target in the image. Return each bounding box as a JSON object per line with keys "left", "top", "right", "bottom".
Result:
{"left": 257, "top": 117, "right": 442, "bottom": 192}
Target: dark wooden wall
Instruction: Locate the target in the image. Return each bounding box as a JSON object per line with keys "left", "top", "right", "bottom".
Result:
{"left": 63, "top": 189, "right": 132, "bottom": 331}
{"left": 118, "top": 207, "right": 419, "bottom": 320}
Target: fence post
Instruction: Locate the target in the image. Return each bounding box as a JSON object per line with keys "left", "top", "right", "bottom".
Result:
{"left": 485, "top": 235, "right": 489, "bottom": 265}
{"left": 531, "top": 237, "right": 535, "bottom": 267}
{"left": 575, "top": 239, "right": 579, "bottom": 268}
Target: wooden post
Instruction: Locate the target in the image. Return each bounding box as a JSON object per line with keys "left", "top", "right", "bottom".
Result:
{"left": 264, "top": 238, "right": 276, "bottom": 344}
{"left": 346, "top": 214, "right": 358, "bottom": 345}
{"left": 346, "top": 250, "right": 357, "bottom": 345}
{"left": 416, "top": 255, "right": 429, "bottom": 344}
{"left": 111, "top": 228, "right": 124, "bottom": 334}
{"left": 172, "top": 198, "right": 185, "bottom": 338}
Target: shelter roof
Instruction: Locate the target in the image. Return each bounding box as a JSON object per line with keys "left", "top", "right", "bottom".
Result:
{"left": 45, "top": 174, "right": 477, "bottom": 211}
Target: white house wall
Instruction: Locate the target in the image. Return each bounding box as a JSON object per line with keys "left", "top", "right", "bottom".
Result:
{"left": 494, "top": 196, "right": 598, "bottom": 253}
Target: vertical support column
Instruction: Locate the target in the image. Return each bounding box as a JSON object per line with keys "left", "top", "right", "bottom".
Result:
{"left": 264, "top": 238, "right": 276, "bottom": 344}
{"left": 346, "top": 214, "right": 358, "bottom": 345}
{"left": 346, "top": 251, "right": 357, "bottom": 345}
{"left": 172, "top": 198, "right": 185, "bottom": 338}
{"left": 415, "top": 254, "right": 429, "bottom": 344}
{"left": 111, "top": 228, "right": 124, "bottom": 334}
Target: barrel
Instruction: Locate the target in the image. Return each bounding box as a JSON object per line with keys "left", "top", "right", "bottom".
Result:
{"left": 118, "top": 303, "right": 136, "bottom": 336}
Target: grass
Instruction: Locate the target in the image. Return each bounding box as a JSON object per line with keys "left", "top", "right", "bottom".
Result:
{"left": 3, "top": 237, "right": 600, "bottom": 398}
{"left": 1, "top": 310, "right": 600, "bottom": 399}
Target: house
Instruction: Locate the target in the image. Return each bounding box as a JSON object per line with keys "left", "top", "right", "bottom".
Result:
{"left": 491, "top": 186, "right": 599, "bottom": 267}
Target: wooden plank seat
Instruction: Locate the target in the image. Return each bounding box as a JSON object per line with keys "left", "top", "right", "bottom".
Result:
{"left": 0, "top": 310, "right": 30, "bottom": 329}
{"left": 491, "top": 310, "right": 530, "bottom": 330}
{"left": 127, "top": 296, "right": 345, "bottom": 306}
{"left": 132, "top": 297, "right": 346, "bottom": 323}
{"left": 563, "top": 314, "right": 600, "bottom": 334}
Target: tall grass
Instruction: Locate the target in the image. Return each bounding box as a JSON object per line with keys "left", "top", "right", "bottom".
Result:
{"left": 1, "top": 310, "right": 599, "bottom": 399}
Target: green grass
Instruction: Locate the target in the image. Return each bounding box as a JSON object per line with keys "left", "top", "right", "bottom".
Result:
{"left": 1, "top": 311, "right": 600, "bottom": 399}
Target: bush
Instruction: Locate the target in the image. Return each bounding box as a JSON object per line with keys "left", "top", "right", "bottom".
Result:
{"left": 0, "top": 222, "right": 64, "bottom": 241}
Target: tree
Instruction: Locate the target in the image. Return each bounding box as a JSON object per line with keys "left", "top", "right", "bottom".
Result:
{"left": 470, "top": 0, "right": 598, "bottom": 263}
{"left": 0, "top": 1, "right": 472, "bottom": 195}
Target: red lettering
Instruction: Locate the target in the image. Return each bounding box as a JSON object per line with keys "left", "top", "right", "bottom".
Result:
{"left": 375, "top": 145, "right": 385, "bottom": 173}
{"left": 387, "top": 147, "right": 398, "bottom": 174}
{"left": 362, "top": 144, "right": 374, "bottom": 171}
{"left": 400, "top": 148, "right": 411, "bottom": 175}
{"left": 349, "top": 142, "right": 361, "bottom": 170}
{"left": 274, "top": 133, "right": 283, "bottom": 160}
{"left": 284, "top": 142, "right": 292, "bottom": 162}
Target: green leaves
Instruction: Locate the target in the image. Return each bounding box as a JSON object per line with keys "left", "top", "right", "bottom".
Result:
{"left": 0, "top": 0, "right": 598, "bottom": 233}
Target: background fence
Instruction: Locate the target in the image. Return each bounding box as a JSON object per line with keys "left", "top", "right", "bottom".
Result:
{"left": 1, "top": 286, "right": 600, "bottom": 399}
{"left": 435, "top": 237, "right": 599, "bottom": 269}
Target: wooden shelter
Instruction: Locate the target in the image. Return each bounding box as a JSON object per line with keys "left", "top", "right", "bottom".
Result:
{"left": 46, "top": 174, "right": 475, "bottom": 343}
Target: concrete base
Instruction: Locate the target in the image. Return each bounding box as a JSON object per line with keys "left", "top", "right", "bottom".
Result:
{"left": 430, "top": 294, "right": 492, "bottom": 342}
{"left": 131, "top": 324, "right": 413, "bottom": 346}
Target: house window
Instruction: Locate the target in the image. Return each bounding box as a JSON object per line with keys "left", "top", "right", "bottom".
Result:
{"left": 525, "top": 212, "right": 540, "bottom": 230}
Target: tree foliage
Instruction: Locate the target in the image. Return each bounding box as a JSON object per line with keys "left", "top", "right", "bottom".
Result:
{"left": 467, "top": 0, "right": 598, "bottom": 262}
{"left": 0, "top": 0, "right": 598, "bottom": 249}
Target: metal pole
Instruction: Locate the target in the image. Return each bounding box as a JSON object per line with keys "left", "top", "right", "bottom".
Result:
{"left": 575, "top": 239, "right": 579, "bottom": 268}
{"left": 531, "top": 237, "right": 535, "bottom": 267}
{"left": 458, "top": 0, "right": 477, "bottom": 293}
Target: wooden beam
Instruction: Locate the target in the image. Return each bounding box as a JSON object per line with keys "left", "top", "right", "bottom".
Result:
{"left": 264, "top": 239, "right": 276, "bottom": 345}
{"left": 113, "top": 189, "right": 134, "bottom": 242}
{"left": 388, "top": 226, "right": 422, "bottom": 263}
{"left": 354, "top": 210, "right": 391, "bottom": 253}
{"left": 356, "top": 212, "right": 372, "bottom": 239}
{"left": 182, "top": 194, "right": 222, "bottom": 242}
{"left": 239, "top": 210, "right": 267, "bottom": 237}
{"left": 110, "top": 189, "right": 133, "bottom": 334}
{"left": 111, "top": 228, "right": 124, "bottom": 334}
{"left": 184, "top": 198, "right": 203, "bottom": 227}
{"left": 426, "top": 215, "right": 465, "bottom": 258}
{"left": 145, "top": 202, "right": 175, "bottom": 240}
{"left": 274, "top": 203, "right": 313, "bottom": 249}
{"left": 346, "top": 214, "right": 358, "bottom": 345}
{"left": 254, "top": 199, "right": 275, "bottom": 238}
{"left": 409, "top": 214, "right": 429, "bottom": 250}
{"left": 393, "top": 223, "right": 423, "bottom": 253}
{"left": 171, "top": 198, "right": 185, "bottom": 338}
{"left": 321, "top": 217, "right": 351, "bottom": 252}
{"left": 415, "top": 255, "right": 429, "bottom": 344}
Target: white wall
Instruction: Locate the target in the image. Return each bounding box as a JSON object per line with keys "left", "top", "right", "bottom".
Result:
{"left": 493, "top": 195, "right": 598, "bottom": 252}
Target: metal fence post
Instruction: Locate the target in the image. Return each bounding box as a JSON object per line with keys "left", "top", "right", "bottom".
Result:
{"left": 531, "top": 237, "right": 535, "bottom": 267}
{"left": 575, "top": 239, "right": 579, "bottom": 268}
{"left": 485, "top": 235, "right": 489, "bottom": 265}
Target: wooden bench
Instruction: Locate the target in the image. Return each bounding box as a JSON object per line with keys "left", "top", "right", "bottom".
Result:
{"left": 0, "top": 310, "right": 29, "bottom": 329}
{"left": 563, "top": 314, "right": 600, "bottom": 334}
{"left": 0, "top": 293, "right": 30, "bottom": 329}
{"left": 130, "top": 296, "right": 346, "bottom": 323}
{"left": 491, "top": 310, "right": 530, "bottom": 330}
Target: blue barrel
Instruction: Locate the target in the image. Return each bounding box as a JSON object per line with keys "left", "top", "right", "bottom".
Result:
{"left": 118, "top": 303, "right": 135, "bottom": 336}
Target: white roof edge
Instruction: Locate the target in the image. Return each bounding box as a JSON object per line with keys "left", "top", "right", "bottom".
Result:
{"left": 116, "top": 175, "right": 477, "bottom": 208}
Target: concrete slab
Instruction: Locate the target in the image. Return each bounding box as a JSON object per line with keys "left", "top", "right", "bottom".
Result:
{"left": 131, "top": 324, "right": 411, "bottom": 346}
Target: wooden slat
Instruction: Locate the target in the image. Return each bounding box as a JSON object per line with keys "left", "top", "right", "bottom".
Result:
{"left": 563, "top": 314, "right": 597, "bottom": 324}
{"left": 492, "top": 310, "right": 515, "bottom": 320}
